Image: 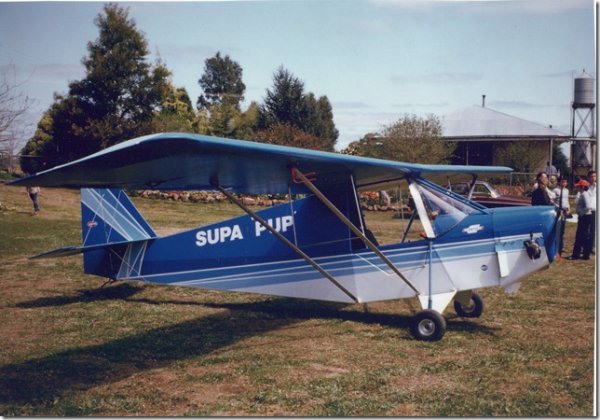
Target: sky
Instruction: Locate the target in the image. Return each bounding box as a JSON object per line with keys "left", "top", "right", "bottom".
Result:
{"left": 0, "top": 0, "right": 596, "bottom": 151}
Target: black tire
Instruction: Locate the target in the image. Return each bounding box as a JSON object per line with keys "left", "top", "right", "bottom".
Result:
{"left": 454, "top": 292, "right": 484, "bottom": 318}
{"left": 410, "top": 309, "right": 446, "bottom": 341}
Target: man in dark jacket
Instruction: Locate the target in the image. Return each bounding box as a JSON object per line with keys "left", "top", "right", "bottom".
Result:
{"left": 531, "top": 172, "right": 553, "bottom": 206}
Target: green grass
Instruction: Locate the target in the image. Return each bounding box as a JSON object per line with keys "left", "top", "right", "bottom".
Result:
{"left": 0, "top": 183, "right": 595, "bottom": 416}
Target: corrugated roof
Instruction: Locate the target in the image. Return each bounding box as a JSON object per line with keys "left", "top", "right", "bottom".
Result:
{"left": 441, "top": 105, "right": 570, "bottom": 140}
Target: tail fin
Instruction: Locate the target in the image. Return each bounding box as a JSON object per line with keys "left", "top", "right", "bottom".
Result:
{"left": 81, "top": 188, "right": 156, "bottom": 246}
{"left": 30, "top": 189, "right": 155, "bottom": 280}
{"left": 79, "top": 189, "right": 156, "bottom": 279}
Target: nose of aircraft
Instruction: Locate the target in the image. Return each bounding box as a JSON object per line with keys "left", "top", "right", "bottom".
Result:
{"left": 491, "top": 205, "right": 559, "bottom": 262}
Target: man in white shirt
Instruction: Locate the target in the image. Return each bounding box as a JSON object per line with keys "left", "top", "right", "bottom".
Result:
{"left": 570, "top": 179, "right": 593, "bottom": 260}
{"left": 587, "top": 170, "right": 596, "bottom": 254}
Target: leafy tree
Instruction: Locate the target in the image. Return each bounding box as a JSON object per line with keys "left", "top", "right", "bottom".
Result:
{"left": 341, "top": 133, "right": 382, "bottom": 156}
{"left": 344, "top": 114, "right": 454, "bottom": 164}
{"left": 230, "top": 101, "right": 260, "bottom": 139}
{"left": 495, "top": 141, "right": 548, "bottom": 173}
{"left": 20, "top": 109, "right": 55, "bottom": 174}
{"left": 259, "top": 66, "right": 338, "bottom": 151}
{"left": 203, "top": 101, "right": 260, "bottom": 140}
{"left": 206, "top": 103, "right": 240, "bottom": 138}
{"left": 251, "top": 122, "right": 323, "bottom": 151}
{"left": 151, "top": 84, "right": 196, "bottom": 132}
{"left": 197, "top": 52, "right": 245, "bottom": 110}
{"left": 20, "top": 3, "right": 171, "bottom": 171}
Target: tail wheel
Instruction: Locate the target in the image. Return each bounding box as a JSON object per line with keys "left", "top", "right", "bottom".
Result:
{"left": 454, "top": 292, "right": 484, "bottom": 318}
{"left": 410, "top": 309, "right": 446, "bottom": 341}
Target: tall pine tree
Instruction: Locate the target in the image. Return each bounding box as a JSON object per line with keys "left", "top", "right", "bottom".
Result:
{"left": 197, "top": 52, "right": 246, "bottom": 111}
{"left": 20, "top": 3, "right": 170, "bottom": 171}
{"left": 258, "top": 67, "right": 338, "bottom": 151}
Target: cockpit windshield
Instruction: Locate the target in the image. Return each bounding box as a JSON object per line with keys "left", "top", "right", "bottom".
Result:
{"left": 411, "top": 179, "right": 480, "bottom": 237}
{"left": 359, "top": 177, "right": 485, "bottom": 247}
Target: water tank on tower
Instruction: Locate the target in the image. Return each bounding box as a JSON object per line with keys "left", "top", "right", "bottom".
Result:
{"left": 571, "top": 70, "right": 596, "bottom": 173}
{"left": 573, "top": 71, "right": 595, "bottom": 107}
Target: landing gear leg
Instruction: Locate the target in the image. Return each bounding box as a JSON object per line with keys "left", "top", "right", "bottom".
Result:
{"left": 410, "top": 309, "right": 446, "bottom": 341}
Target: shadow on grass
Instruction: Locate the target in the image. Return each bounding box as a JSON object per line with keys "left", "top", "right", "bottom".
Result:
{"left": 203, "top": 299, "right": 500, "bottom": 336}
{"left": 15, "top": 283, "right": 144, "bottom": 308}
{"left": 17, "top": 283, "right": 500, "bottom": 337}
{"left": 2, "top": 298, "right": 297, "bottom": 406}
{"left": 4, "top": 284, "right": 499, "bottom": 407}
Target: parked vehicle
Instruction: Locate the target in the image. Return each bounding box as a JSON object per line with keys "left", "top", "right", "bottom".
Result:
{"left": 450, "top": 181, "right": 530, "bottom": 208}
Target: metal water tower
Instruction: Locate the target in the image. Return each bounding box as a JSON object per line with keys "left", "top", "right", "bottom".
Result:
{"left": 570, "top": 70, "right": 596, "bottom": 174}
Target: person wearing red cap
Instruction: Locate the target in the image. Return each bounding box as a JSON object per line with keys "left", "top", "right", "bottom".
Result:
{"left": 569, "top": 179, "right": 593, "bottom": 260}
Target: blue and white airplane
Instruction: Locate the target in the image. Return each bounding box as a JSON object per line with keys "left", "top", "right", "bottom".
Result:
{"left": 10, "top": 133, "right": 558, "bottom": 340}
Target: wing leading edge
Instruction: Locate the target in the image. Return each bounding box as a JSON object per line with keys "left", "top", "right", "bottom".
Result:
{"left": 10, "top": 132, "right": 513, "bottom": 194}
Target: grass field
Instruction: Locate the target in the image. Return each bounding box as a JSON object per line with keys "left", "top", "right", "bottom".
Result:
{"left": 0, "top": 183, "right": 595, "bottom": 416}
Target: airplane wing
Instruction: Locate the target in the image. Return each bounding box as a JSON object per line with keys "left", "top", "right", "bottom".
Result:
{"left": 10, "top": 132, "right": 513, "bottom": 194}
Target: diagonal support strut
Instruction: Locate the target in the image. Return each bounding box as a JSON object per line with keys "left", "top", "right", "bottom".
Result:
{"left": 290, "top": 167, "right": 420, "bottom": 295}
{"left": 213, "top": 183, "right": 359, "bottom": 303}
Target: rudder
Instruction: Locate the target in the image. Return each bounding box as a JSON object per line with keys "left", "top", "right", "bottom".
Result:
{"left": 80, "top": 188, "right": 156, "bottom": 279}
{"left": 81, "top": 188, "right": 156, "bottom": 246}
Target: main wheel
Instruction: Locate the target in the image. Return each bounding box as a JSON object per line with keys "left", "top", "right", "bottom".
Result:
{"left": 454, "top": 292, "right": 484, "bottom": 318}
{"left": 410, "top": 309, "right": 446, "bottom": 341}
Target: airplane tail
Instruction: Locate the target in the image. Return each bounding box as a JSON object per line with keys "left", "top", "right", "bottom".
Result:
{"left": 79, "top": 188, "right": 156, "bottom": 279}
{"left": 31, "top": 189, "right": 157, "bottom": 280}
{"left": 80, "top": 188, "right": 156, "bottom": 247}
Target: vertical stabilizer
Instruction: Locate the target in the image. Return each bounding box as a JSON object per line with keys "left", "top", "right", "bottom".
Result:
{"left": 81, "top": 188, "right": 157, "bottom": 246}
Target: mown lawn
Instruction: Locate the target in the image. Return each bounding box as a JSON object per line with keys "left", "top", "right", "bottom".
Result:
{"left": 0, "top": 183, "right": 595, "bottom": 416}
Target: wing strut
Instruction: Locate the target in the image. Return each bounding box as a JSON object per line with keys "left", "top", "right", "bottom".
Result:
{"left": 213, "top": 183, "right": 359, "bottom": 303}
{"left": 290, "top": 167, "right": 420, "bottom": 295}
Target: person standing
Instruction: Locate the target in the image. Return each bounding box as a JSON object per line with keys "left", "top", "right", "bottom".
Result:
{"left": 545, "top": 161, "right": 558, "bottom": 178}
{"left": 531, "top": 172, "right": 553, "bottom": 206}
{"left": 587, "top": 170, "right": 596, "bottom": 254}
{"left": 26, "top": 186, "right": 41, "bottom": 215}
{"left": 552, "top": 176, "right": 571, "bottom": 257}
{"left": 570, "top": 179, "right": 593, "bottom": 260}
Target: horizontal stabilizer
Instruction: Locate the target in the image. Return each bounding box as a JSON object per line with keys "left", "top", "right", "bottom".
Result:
{"left": 30, "top": 239, "right": 152, "bottom": 259}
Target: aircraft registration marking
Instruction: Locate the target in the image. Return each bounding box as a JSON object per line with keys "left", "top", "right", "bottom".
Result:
{"left": 195, "top": 215, "right": 294, "bottom": 247}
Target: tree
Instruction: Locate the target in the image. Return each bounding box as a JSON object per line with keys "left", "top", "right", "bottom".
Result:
{"left": 495, "top": 141, "right": 548, "bottom": 173}
{"left": 341, "top": 133, "right": 382, "bottom": 156}
{"left": 251, "top": 122, "right": 323, "bottom": 151}
{"left": 345, "top": 114, "right": 454, "bottom": 164}
{"left": 197, "top": 52, "right": 245, "bottom": 111}
{"left": 20, "top": 3, "right": 171, "bottom": 171}
{"left": 232, "top": 101, "right": 260, "bottom": 139}
{"left": 0, "top": 65, "right": 33, "bottom": 171}
{"left": 20, "top": 107, "right": 58, "bottom": 174}
{"left": 259, "top": 66, "right": 338, "bottom": 151}
{"left": 151, "top": 84, "right": 196, "bottom": 132}
{"left": 303, "top": 93, "right": 338, "bottom": 151}
{"left": 260, "top": 66, "right": 306, "bottom": 129}
{"left": 205, "top": 103, "right": 240, "bottom": 138}
{"left": 0, "top": 66, "right": 32, "bottom": 144}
